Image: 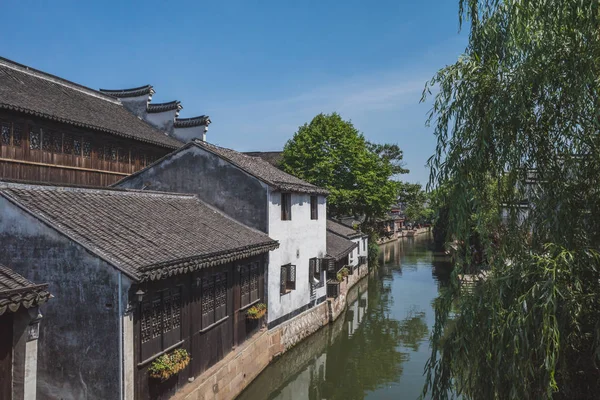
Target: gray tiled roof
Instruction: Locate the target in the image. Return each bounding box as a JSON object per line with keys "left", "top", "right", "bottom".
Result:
{"left": 326, "top": 231, "right": 358, "bottom": 261}
{"left": 0, "top": 183, "right": 279, "bottom": 282}
{"left": 327, "top": 219, "right": 363, "bottom": 239}
{"left": 0, "top": 58, "right": 183, "bottom": 149}
{"left": 194, "top": 142, "right": 329, "bottom": 195}
{"left": 243, "top": 151, "right": 283, "bottom": 168}
{"left": 0, "top": 264, "right": 50, "bottom": 315}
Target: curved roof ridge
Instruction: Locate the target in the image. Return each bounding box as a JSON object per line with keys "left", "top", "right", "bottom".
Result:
{"left": 147, "top": 100, "right": 182, "bottom": 113}
{"left": 174, "top": 115, "right": 211, "bottom": 128}
{"left": 99, "top": 85, "right": 155, "bottom": 98}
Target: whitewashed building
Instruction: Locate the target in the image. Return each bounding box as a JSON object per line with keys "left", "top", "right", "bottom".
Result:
{"left": 115, "top": 140, "right": 330, "bottom": 328}
{"left": 327, "top": 220, "right": 369, "bottom": 270}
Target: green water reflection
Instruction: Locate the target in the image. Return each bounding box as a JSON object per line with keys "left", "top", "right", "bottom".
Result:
{"left": 237, "top": 234, "right": 449, "bottom": 400}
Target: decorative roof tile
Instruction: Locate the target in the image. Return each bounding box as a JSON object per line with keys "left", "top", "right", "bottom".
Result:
{"left": 0, "top": 264, "right": 51, "bottom": 315}
{"left": 174, "top": 116, "right": 211, "bottom": 128}
{"left": 0, "top": 57, "right": 182, "bottom": 149}
{"left": 98, "top": 85, "right": 155, "bottom": 98}
{"left": 192, "top": 141, "right": 329, "bottom": 195}
{"left": 326, "top": 231, "right": 358, "bottom": 261}
{"left": 147, "top": 101, "right": 182, "bottom": 114}
{"left": 0, "top": 182, "right": 279, "bottom": 282}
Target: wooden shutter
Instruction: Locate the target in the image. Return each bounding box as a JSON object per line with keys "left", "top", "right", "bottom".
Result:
{"left": 215, "top": 273, "right": 227, "bottom": 321}
{"left": 280, "top": 266, "right": 288, "bottom": 295}
{"left": 141, "top": 294, "right": 162, "bottom": 361}
{"left": 163, "top": 287, "right": 182, "bottom": 348}
{"left": 249, "top": 263, "right": 259, "bottom": 303}
{"left": 240, "top": 265, "right": 250, "bottom": 307}
{"left": 202, "top": 277, "right": 215, "bottom": 328}
{"left": 287, "top": 265, "right": 296, "bottom": 290}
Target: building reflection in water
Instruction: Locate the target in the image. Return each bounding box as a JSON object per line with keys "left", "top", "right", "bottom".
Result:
{"left": 238, "top": 235, "right": 442, "bottom": 400}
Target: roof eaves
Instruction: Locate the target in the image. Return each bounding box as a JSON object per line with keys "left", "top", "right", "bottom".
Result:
{"left": 140, "top": 241, "right": 279, "bottom": 281}
{"left": 0, "top": 103, "right": 182, "bottom": 149}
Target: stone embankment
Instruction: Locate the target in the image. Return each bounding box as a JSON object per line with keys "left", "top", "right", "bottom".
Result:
{"left": 172, "top": 264, "right": 370, "bottom": 400}
{"left": 378, "top": 226, "right": 430, "bottom": 244}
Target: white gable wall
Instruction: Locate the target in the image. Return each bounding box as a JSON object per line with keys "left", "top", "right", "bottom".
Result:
{"left": 267, "top": 191, "right": 327, "bottom": 325}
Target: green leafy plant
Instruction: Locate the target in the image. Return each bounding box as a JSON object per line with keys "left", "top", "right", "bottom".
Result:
{"left": 340, "top": 267, "right": 349, "bottom": 278}
{"left": 148, "top": 348, "right": 190, "bottom": 381}
{"left": 336, "top": 272, "right": 344, "bottom": 282}
{"left": 246, "top": 303, "right": 267, "bottom": 320}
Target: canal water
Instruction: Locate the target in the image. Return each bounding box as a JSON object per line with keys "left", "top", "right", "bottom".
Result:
{"left": 238, "top": 234, "right": 451, "bottom": 400}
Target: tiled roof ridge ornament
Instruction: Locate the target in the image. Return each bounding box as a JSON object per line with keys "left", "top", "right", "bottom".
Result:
{"left": 99, "top": 85, "right": 155, "bottom": 99}
{"left": 174, "top": 115, "right": 211, "bottom": 128}
{"left": 147, "top": 100, "right": 183, "bottom": 115}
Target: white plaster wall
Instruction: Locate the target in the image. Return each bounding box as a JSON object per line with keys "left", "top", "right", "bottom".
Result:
{"left": 267, "top": 192, "right": 327, "bottom": 323}
{"left": 145, "top": 109, "right": 177, "bottom": 135}
{"left": 173, "top": 125, "right": 208, "bottom": 143}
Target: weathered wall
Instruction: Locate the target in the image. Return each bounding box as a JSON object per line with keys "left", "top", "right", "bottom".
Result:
{"left": 173, "top": 125, "right": 208, "bottom": 143}
{"left": 119, "top": 95, "right": 150, "bottom": 118}
{"left": 0, "top": 197, "right": 123, "bottom": 400}
{"left": 145, "top": 110, "right": 177, "bottom": 136}
{"left": 328, "top": 264, "right": 369, "bottom": 322}
{"left": 267, "top": 192, "right": 327, "bottom": 325}
{"left": 115, "top": 145, "right": 269, "bottom": 232}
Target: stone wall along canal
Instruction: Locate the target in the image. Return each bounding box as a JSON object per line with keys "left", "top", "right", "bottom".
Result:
{"left": 237, "top": 234, "right": 450, "bottom": 400}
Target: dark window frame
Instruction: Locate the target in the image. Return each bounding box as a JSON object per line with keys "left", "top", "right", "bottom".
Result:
{"left": 200, "top": 272, "right": 228, "bottom": 330}
{"left": 280, "top": 264, "right": 296, "bottom": 295}
{"left": 310, "top": 195, "right": 318, "bottom": 220}
{"left": 281, "top": 193, "right": 292, "bottom": 221}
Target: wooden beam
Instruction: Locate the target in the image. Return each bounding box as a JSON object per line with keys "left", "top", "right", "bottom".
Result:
{"left": 0, "top": 157, "right": 129, "bottom": 176}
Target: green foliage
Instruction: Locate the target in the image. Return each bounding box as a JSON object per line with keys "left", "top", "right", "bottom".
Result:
{"left": 281, "top": 113, "right": 406, "bottom": 225}
{"left": 148, "top": 348, "right": 190, "bottom": 380}
{"left": 422, "top": 1, "right": 600, "bottom": 399}
{"left": 398, "top": 183, "right": 433, "bottom": 224}
{"left": 246, "top": 303, "right": 267, "bottom": 320}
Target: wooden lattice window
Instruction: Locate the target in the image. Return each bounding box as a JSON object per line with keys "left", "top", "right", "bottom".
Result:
{"left": 140, "top": 287, "right": 182, "bottom": 361}
{"left": 110, "top": 147, "right": 117, "bottom": 162}
{"left": 96, "top": 145, "right": 105, "bottom": 161}
{"left": 29, "top": 128, "right": 40, "bottom": 150}
{"left": 281, "top": 193, "right": 292, "bottom": 221}
{"left": 249, "top": 263, "right": 259, "bottom": 303}
{"left": 42, "top": 130, "right": 52, "bottom": 151}
{"left": 310, "top": 195, "right": 318, "bottom": 220}
{"left": 52, "top": 133, "right": 63, "bottom": 153}
{"left": 1, "top": 123, "right": 10, "bottom": 145}
{"left": 118, "top": 148, "right": 128, "bottom": 163}
{"left": 215, "top": 273, "right": 227, "bottom": 321}
{"left": 280, "top": 264, "right": 296, "bottom": 295}
{"left": 63, "top": 134, "right": 73, "bottom": 154}
{"left": 73, "top": 137, "right": 82, "bottom": 156}
{"left": 240, "top": 265, "right": 250, "bottom": 307}
{"left": 201, "top": 277, "right": 215, "bottom": 328}
{"left": 83, "top": 140, "right": 91, "bottom": 158}
{"left": 12, "top": 124, "right": 22, "bottom": 147}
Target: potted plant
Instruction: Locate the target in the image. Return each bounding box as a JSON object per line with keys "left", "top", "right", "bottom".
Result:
{"left": 246, "top": 303, "right": 267, "bottom": 320}
{"left": 336, "top": 272, "right": 344, "bottom": 282}
{"left": 340, "top": 267, "right": 349, "bottom": 278}
{"left": 148, "top": 348, "right": 190, "bottom": 381}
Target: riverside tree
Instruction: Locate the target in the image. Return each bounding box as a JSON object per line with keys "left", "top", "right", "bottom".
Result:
{"left": 422, "top": 1, "right": 600, "bottom": 399}
{"left": 281, "top": 112, "right": 406, "bottom": 227}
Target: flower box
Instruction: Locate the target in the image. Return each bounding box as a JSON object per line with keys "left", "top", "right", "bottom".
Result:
{"left": 149, "top": 348, "right": 190, "bottom": 381}
{"left": 246, "top": 303, "right": 267, "bottom": 320}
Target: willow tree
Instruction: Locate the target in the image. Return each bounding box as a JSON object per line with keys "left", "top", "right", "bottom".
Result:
{"left": 423, "top": 1, "right": 600, "bottom": 399}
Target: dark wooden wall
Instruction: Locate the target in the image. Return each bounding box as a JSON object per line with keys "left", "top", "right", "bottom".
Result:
{"left": 0, "top": 110, "right": 173, "bottom": 186}
{"left": 133, "top": 255, "right": 267, "bottom": 400}
{"left": 0, "top": 313, "right": 13, "bottom": 400}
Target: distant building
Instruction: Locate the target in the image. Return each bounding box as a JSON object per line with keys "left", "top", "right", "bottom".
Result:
{"left": 0, "top": 264, "right": 50, "bottom": 400}
{"left": 0, "top": 181, "right": 277, "bottom": 400}
{"left": 0, "top": 57, "right": 210, "bottom": 186}
{"left": 115, "top": 140, "right": 330, "bottom": 328}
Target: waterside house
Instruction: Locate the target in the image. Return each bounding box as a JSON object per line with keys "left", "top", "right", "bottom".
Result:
{"left": 115, "top": 140, "right": 330, "bottom": 329}
{"left": 0, "top": 181, "right": 278, "bottom": 400}
{"left": 0, "top": 57, "right": 210, "bottom": 186}
{"left": 0, "top": 264, "right": 51, "bottom": 400}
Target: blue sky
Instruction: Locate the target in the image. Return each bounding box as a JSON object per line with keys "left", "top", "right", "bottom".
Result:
{"left": 0, "top": 0, "right": 466, "bottom": 184}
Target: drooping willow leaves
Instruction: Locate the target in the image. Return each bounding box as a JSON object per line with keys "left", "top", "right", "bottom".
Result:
{"left": 422, "top": 1, "right": 600, "bottom": 399}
